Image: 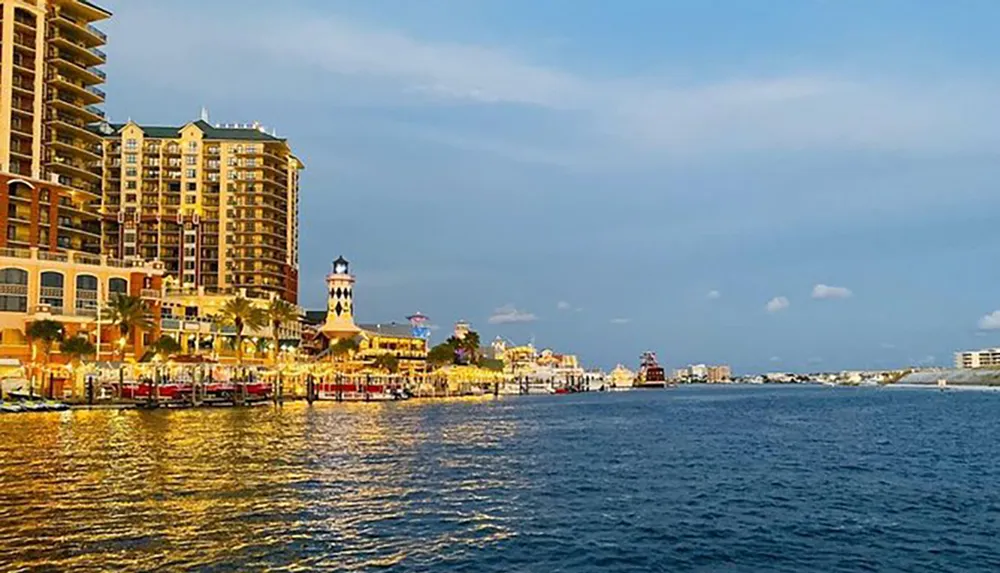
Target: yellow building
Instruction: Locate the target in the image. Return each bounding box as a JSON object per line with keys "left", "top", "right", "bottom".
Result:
{"left": 0, "top": 245, "right": 164, "bottom": 362}
{"left": 355, "top": 322, "right": 428, "bottom": 374}
{"left": 93, "top": 117, "right": 304, "bottom": 303}
{"left": 159, "top": 285, "right": 302, "bottom": 361}
{"left": 0, "top": 1, "right": 109, "bottom": 254}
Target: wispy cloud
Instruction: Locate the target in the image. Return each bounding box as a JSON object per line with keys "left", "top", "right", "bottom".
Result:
{"left": 108, "top": 4, "right": 1000, "bottom": 160}
{"left": 610, "top": 318, "right": 632, "bottom": 325}
{"left": 556, "top": 301, "right": 572, "bottom": 311}
{"left": 488, "top": 304, "right": 538, "bottom": 325}
{"left": 707, "top": 290, "right": 721, "bottom": 300}
{"left": 978, "top": 311, "right": 1000, "bottom": 330}
{"left": 812, "top": 284, "right": 853, "bottom": 300}
{"left": 766, "top": 296, "right": 790, "bottom": 313}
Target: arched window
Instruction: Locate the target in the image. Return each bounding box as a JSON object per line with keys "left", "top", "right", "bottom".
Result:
{"left": 75, "top": 274, "right": 98, "bottom": 316}
{"left": 40, "top": 271, "right": 65, "bottom": 314}
{"left": 109, "top": 277, "right": 127, "bottom": 295}
{"left": 0, "top": 268, "right": 28, "bottom": 312}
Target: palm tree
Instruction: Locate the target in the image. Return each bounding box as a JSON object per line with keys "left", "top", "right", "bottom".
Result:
{"left": 60, "top": 335, "right": 95, "bottom": 366}
{"left": 266, "top": 298, "right": 298, "bottom": 365}
{"left": 218, "top": 296, "right": 266, "bottom": 406}
{"left": 145, "top": 335, "right": 180, "bottom": 362}
{"left": 26, "top": 320, "right": 64, "bottom": 398}
{"left": 218, "top": 296, "right": 267, "bottom": 366}
{"left": 372, "top": 354, "right": 400, "bottom": 374}
{"left": 103, "top": 294, "right": 152, "bottom": 361}
{"left": 330, "top": 336, "right": 360, "bottom": 361}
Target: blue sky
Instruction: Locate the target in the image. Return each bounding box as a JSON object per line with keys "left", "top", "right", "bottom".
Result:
{"left": 99, "top": 0, "right": 1000, "bottom": 373}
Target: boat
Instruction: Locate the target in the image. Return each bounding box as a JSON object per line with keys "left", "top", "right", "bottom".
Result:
{"left": 634, "top": 351, "right": 668, "bottom": 389}
{"left": 0, "top": 402, "right": 23, "bottom": 413}
{"left": 314, "top": 379, "right": 409, "bottom": 401}
{"left": 608, "top": 364, "right": 635, "bottom": 390}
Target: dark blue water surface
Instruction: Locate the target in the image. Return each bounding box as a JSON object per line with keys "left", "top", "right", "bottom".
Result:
{"left": 1, "top": 385, "right": 999, "bottom": 571}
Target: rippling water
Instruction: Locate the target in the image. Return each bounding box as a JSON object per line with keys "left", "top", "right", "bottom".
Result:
{"left": 1, "top": 386, "right": 999, "bottom": 571}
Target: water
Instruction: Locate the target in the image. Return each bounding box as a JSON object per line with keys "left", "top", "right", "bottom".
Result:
{"left": 1, "top": 386, "right": 998, "bottom": 572}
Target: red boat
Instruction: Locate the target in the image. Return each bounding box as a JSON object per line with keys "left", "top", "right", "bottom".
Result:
{"left": 119, "top": 382, "right": 193, "bottom": 401}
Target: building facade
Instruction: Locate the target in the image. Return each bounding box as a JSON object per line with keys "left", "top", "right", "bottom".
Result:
{"left": 0, "top": 245, "right": 163, "bottom": 361}
{"left": 0, "top": 0, "right": 109, "bottom": 254}
{"left": 955, "top": 348, "right": 1000, "bottom": 369}
{"left": 159, "top": 286, "right": 301, "bottom": 362}
{"left": 94, "top": 119, "right": 304, "bottom": 303}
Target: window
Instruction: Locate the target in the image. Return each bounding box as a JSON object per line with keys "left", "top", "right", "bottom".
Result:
{"left": 186, "top": 169, "right": 196, "bottom": 179}
{"left": 126, "top": 167, "right": 137, "bottom": 177}
{"left": 187, "top": 182, "right": 197, "bottom": 191}
{"left": 109, "top": 278, "right": 128, "bottom": 294}
{"left": 40, "top": 271, "right": 65, "bottom": 313}
{"left": 125, "top": 194, "right": 137, "bottom": 203}
{"left": 188, "top": 141, "right": 198, "bottom": 151}
{"left": 40, "top": 190, "right": 49, "bottom": 202}
{"left": 125, "top": 138, "right": 138, "bottom": 151}
{"left": 75, "top": 274, "right": 98, "bottom": 315}
{"left": 0, "top": 268, "right": 28, "bottom": 312}
{"left": 185, "top": 155, "right": 197, "bottom": 166}
{"left": 185, "top": 195, "right": 196, "bottom": 204}
{"left": 125, "top": 153, "right": 137, "bottom": 164}
{"left": 126, "top": 181, "right": 137, "bottom": 190}
{"left": 245, "top": 145, "right": 257, "bottom": 154}
{"left": 184, "top": 261, "right": 196, "bottom": 271}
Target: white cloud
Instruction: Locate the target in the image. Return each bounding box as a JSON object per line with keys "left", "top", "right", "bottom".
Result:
{"left": 770, "top": 356, "right": 782, "bottom": 362}
{"left": 610, "top": 318, "right": 631, "bottom": 325}
{"left": 707, "top": 290, "right": 721, "bottom": 300}
{"left": 978, "top": 311, "right": 1000, "bottom": 330}
{"left": 556, "top": 301, "right": 572, "bottom": 311}
{"left": 766, "top": 296, "right": 790, "bottom": 313}
{"left": 812, "top": 284, "right": 853, "bottom": 300}
{"left": 488, "top": 304, "right": 538, "bottom": 325}
{"left": 107, "top": 4, "right": 1000, "bottom": 158}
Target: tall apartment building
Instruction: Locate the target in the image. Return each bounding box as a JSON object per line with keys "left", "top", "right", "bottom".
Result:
{"left": 0, "top": 0, "right": 109, "bottom": 253}
{"left": 94, "top": 119, "right": 304, "bottom": 303}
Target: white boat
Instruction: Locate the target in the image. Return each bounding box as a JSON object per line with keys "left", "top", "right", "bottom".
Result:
{"left": 608, "top": 364, "right": 635, "bottom": 390}
{"left": 0, "top": 403, "right": 23, "bottom": 413}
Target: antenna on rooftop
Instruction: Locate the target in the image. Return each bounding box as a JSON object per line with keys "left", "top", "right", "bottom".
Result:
{"left": 200, "top": 107, "right": 210, "bottom": 122}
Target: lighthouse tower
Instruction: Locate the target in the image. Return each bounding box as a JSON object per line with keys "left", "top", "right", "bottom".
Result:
{"left": 321, "top": 256, "right": 361, "bottom": 339}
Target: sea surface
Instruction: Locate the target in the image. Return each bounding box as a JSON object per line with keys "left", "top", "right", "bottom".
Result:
{"left": 1, "top": 385, "right": 999, "bottom": 572}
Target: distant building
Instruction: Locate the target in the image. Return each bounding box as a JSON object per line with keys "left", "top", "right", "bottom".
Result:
{"left": 453, "top": 320, "right": 470, "bottom": 340}
{"left": 706, "top": 365, "right": 732, "bottom": 383}
{"left": 674, "top": 363, "right": 732, "bottom": 383}
{"left": 955, "top": 348, "right": 1000, "bottom": 369}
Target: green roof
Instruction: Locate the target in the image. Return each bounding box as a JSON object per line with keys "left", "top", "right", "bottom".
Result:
{"left": 97, "top": 119, "right": 286, "bottom": 142}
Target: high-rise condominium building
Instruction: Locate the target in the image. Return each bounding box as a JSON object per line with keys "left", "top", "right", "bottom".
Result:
{"left": 0, "top": 0, "right": 109, "bottom": 253}
{"left": 94, "top": 119, "right": 304, "bottom": 303}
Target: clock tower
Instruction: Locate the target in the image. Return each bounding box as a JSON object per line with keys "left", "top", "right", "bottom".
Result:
{"left": 321, "top": 256, "right": 361, "bottom": 338}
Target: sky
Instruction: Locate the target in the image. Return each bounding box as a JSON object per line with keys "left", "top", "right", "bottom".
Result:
{"left": 97, "top": 0, "right": 1000, "bottom": 374}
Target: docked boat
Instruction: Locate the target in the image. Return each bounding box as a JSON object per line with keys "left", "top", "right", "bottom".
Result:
{"left": 314, "top": 379, "right": 409, "bottom": 401}
{"left": 0, "top": 402, "right": 23, "bottom": 413}
{"left": 634, "top": 351, "right": 669, "bottom": 389}
{"left": 608, "top": 364, "right": 635, "bottom": 390}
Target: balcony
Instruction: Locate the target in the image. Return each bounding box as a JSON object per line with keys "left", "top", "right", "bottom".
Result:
{"left": 48, "top": 95, "right": 104, "bottom": 124}
{"left": 48, "top": 74, "right": 102, "bottom": 104}
{"left": 46, "top": 155, "right": 100, "bottom": 182}
{"left": 48, "top": 112, "right": 102, "bottom": 141}
{"left": 50, "top": 137, "right": 101, "bottom": 162}
{"left": 50, "top": 34, "right": 105, "bottom": 67}
{"left": 50, "top": 55, "right": 106, "bottom": 86}
{"left": 51, "top": 13, "right": 106, "bottom": 47}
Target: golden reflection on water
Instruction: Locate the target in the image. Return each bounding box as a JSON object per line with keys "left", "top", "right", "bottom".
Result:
{"left": 0, "top": 399, "right": 529, "bottom": 571}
